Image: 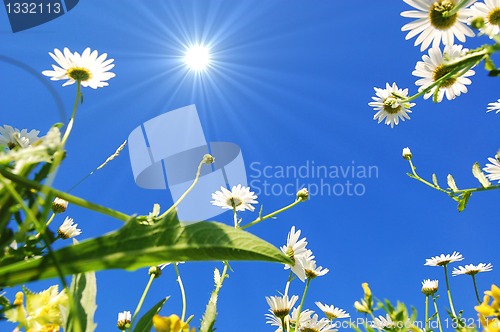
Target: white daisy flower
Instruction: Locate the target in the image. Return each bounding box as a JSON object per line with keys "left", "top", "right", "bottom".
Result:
{"left": 266, "top": 295, "right": 299, "bottom": 319}
{"left": 290, "top": 308, "right": 315, "bottom": 328}
{"left": 425, "top": 251, "right": 463, "bottom": 266}
{"left": 401, "top": 0, "right": 475, "bottom": 51}
{"left": 297, "top": 313, "right": 336, "bottom": 332}
{"left": 210, "top": 184, "right": 258, "bottom": 212}
{"left": 315, "top": 302, "right": 350, "bottom": 320}
{"left": 117, "top": 310, "right": 131, "bottom": 330}
{"left": 483, "top": 157, "right": 500, "bottom": 182}
{"left": 413, "top": 44, "right": 475, "bottom": 102}
{"left": 421, "top": 279, "right": 439, "bottom": 295}
{"left": 265, "top": 312, "right": 285, "bottom": 332}
{"left": 302, "top": 252, "right": 329, "bottom": 279}
{"left": 452, "top": 263, "right": 493, "bottom": 276}
{"left": 42, "top": 47, "right": 115, "bottom": 89}
{"left": 57, "top": 217, "right": 82, "bottom": 239}
{"left": 0, "top": 125, "right": 41, "bottom": 149}
{"left": 369, "top": 83, "right": 414, "bottom": 128}
{"left": 281, "top": 226, "right": 309, "bottom": 280}
{"left": 468, "top": 0, "right": 500, "bottom": 36}
{"left": 487, "top": 99, "right": 500, "bottom": 113}
{"left": 373, "top": 314, "right": 396, "bottom": 329}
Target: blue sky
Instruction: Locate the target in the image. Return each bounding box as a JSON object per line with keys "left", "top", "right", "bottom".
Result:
{"left": 1, "top": 1, "right": 499, "bottom": 331}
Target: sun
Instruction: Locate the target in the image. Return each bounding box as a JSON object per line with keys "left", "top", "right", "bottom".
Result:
{"left": 184, "top": 45, "right": 211, "bottom": 72}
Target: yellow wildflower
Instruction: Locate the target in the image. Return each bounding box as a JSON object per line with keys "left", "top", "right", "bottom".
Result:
{"left": 5, "top": 285, "right": 68, "bottom": 331}
{"left": 153, "top": 314, "right": 195, "bottom": 332}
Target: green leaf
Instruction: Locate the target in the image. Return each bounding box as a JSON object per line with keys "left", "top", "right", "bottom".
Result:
{"left": 432, "top": 173, "right": 439, "bottom": 187}
{"left": 484, "top": 57, "right": 496, "bottom": 71}
{"left": 447, "top": 174, "right": 458, "bottom": 191}
{"left": 472, "top": 162, "right": 491, "bottom": 188}
{"left": 66, "top": 271, "right": 98, "bottom": 332}
{"left": 0, "top": 213, "right": 292, "bottom": 287}
{"left": 133, "top": 297, "right": 169, "bottom": 332}
{"left": 458, "top": 191, "right": 472, "bottom": 212}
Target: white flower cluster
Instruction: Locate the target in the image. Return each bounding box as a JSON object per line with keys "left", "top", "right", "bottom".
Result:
{"left": 369, "top": 0, "right": 500, "bottom": 128}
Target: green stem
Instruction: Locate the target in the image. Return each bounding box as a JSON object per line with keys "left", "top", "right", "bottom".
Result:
{"left": 432, "top": 296, "right": 443, "bottom": 332}
{"left": 443, "top": 265, "right": 457, "bottom": 317}
{"left": 284, "top": 270, "right": 294, "bottom": 297}
{"left": 129, "top": 273, "right": 155, "bottom": 330}
{"left": 61, "top": 81, "right": 81, "bottom": 147}
{"left": 174, "top": 263, "right": 187, "bottom": 322}
{"left": 443, "top": 0, "right": 472, "bottom": 17}
{"left": 159, "top": 158, "right": 206, "bottom": 219}
{"left": 295, "top": 278, "right": 311, "bottom": 331}
{"left": 241, "top": 199, "right": 304, "bottom": 230}
{"left": 425, "top": 295, "right": 429, "bottom": 331}
{"left": 406, "top": 159, "right": 500, "bottom": 197}
{"left": 472, "top": 274, "right": 481, "bottom": 305}
{"left": 0, "top": 166, "right": 131, "bottom": 222}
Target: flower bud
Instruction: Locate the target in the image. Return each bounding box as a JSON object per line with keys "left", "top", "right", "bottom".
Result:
{"left": 117, "top": 311, "right": 131, "bottom": 330}
{"left": 421, "top": 279, "right": 439, "bottom": 296}
{"left": 470, "top": 17, "right": 485, "bottom": 30}
{"left": 52, "top": 197, "right": 68, "bottom": 214}
{"left": 202, "top": 154, "right": 215, "bottom": 165}
{"left": 149, "top": 266, "right": 162, "bottom": 278}
{"left": 402, "top": 147, "right": 412, "bottom": 160}
{"left": 296, "top": 188, "right": 309, "bottom": 201}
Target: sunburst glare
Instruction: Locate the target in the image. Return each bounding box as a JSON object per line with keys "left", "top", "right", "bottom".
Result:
{"left": 184, "top": 44, "right": 211, "bottom": 72}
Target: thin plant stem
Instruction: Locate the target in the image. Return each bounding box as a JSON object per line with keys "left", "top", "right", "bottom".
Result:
{"left": 472, "top": 274, "right": 481, "bottom": 304}
{"left": 0, "top": 166, "right": 131, "bottom": 222}
{"left": 443, "top": 265, "right": 457, "bottom": 317}
{"left": 295, "top": 278, "right": 311, "bottom": 331}
{"left": 174, "top": 263, "right": 187, "bottom": 322}
{"left": 129, "top": 273, "right": 156, "bottom": 330}
{"left": 241, "top": 199, "right": 303, "bottom": 229}
{"left": 284, "top": 270, "right": 294, "bottom": 297}
{"left": 159, "top": 158, "right": 206, "bottom": 219}
{"left": 35, "top": 212, "right": 56, "bottom": 239}
{"left": 432, "top": 296, "right": 443, "bottom": 332}
{"left": 425, "top": 295, "right": 429, "bottom": 331}
{"left": 61, "top": 81, "right": 81, "bottom": 146}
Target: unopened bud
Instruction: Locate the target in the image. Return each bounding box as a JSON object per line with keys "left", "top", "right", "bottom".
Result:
{"left": 202, "top": 154, "right": 215, "bottom": 165}
{"left": 149, "top": 266, "right": 162, "bottom": 278}
{"left": 52, "top": 197, "right": 68, "bottom": 214}
{"left": 470, "top": 17, "right": 485, "bottom": 30}
{"left": 296, "top": 188, "right": 309, "bottom": 201}
{"left": 117, "top": 311, "right": 131, "bottom": 330}
{"left": 402, "top": 147, "right": 412, "bottom": 160}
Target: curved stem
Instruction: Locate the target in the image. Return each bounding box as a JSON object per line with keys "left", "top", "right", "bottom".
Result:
{"left": 284, "top": 270, "right": 294, "bottom": 297}
{"left": 61, "top": 81, "right": 81, "bottom": 147}
{"left": 241, "top": 199, "right": 303, "bottom": 230}
{"left": 432, "top": 296, "right": 443, "bottom": 332}
{"left": 174, "top": 263, "right": 187, "bottom": 322}
{"left": 472, "top": 274, "right": 481, "bottom": 305}
{"left": 159, "top": 158, "right": 206, "bottom": 219}
{"left": 295, "top": 278, "right": 311, "bottom": 330}
{"left": 130, "top": 274, "right": 155, "bottom": 330}
{"left": 443, "top": 265, "right": 457, "bottom": 317}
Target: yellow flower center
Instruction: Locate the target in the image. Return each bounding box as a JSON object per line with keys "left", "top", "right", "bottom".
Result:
{"left": 433, "top": 64, "right": 457, "bottom": 87}
{"left": 273, "top": 308, "right": 291, "bottom": 318}
{"left": 488, "top": 8, "right": 500, "bottom": 26}
{"left": 67, "top": 67, "right": 92, "bottom": 82}
{"left": 429, "top": 0, "right": 457, "bottom": 30}
{"left": 301, "top": 328, "right": 320, "bottom": 332}
{"left": 383, "top": 97, "right": 401, "bottom": 114}
{"left": 227, "top": 197, "right": 242, "bottom": 208}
